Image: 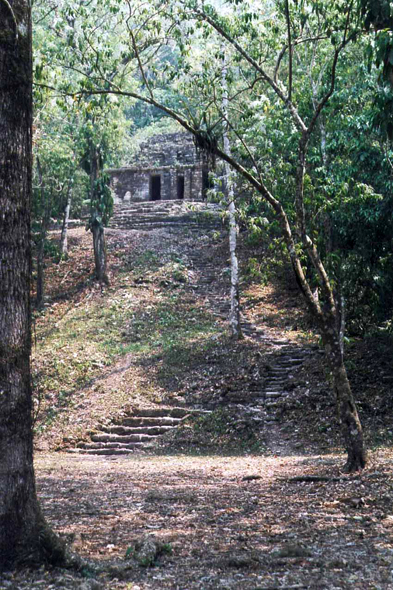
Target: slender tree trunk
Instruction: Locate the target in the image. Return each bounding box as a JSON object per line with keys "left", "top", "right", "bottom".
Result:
{"left": 60, "top": 181, "right": 72, "bottom": 257}
{"left": 92, "top": 221, "right": 108, "bottom": 284}
{"left": 89, "top": 143, "right": 109, "bottom": 284}
{"left": 321, "top": 323, "right": 366, "bottom": 472}
{"left": 0, "top": 0, "right": 65, "bottom": 567}
{"left": 227, "top": 197, "right": 242, "bottom": 338}
{"left": 222, "top": 57, "right": 242, "bottom": 339}
{"left": 36, "top": 226, "right": 46, "bottom": 309}
{"left": 35, "top": 157, "right": 50, "bottom": 309}
{"left": 288, "top": 117, "right": 366, "bottom": 472}
{"left": 337, "top": 289, "right": 345, "bottom": 358}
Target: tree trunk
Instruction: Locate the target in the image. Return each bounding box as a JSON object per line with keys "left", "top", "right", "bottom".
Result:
{"left": 92, "top": 223, "right": 108, "bottom": 284}
{"left": 290, "top": 117, "right": 366, "bottom": 472}
{"left": 227, "top": 197, "right": 242, "bottom": 339}
{"left": 268, "top": 190, "right": 366, "bottom": 471}
{"left": 60, "top": 181, "right": 72, "bottom": 257}
{"left": 92, "top": 222, "right": 108, "bottom": 284}
{"left": 222, "top": 56, "right": 242, "bottom": 339}
{"left": 0, "top": 0, "right": 65, "bottom": 567}
{"left": 36, "top": 226, "right": 45, "bottom": 309}
{"left": 90, "top": 143, "right": 109, "bottom": 284}
{"left": 321, "top": 321, "right": 366, "bottom": 472}
{"left": 36, "top": 156, "right": 50, "bottom": 309}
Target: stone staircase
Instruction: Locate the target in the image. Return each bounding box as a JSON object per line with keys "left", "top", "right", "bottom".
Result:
{"left": 180, "top": 234, "right": 317, "bottom": 422}
{"left": 110, "top": 200, "right": 224, "bottom": 231}
{"left": 68, "top": 407, "right": 204, "bottom": 456}
{"left": 259, "top": 346, "right": 312, "bottom": 420}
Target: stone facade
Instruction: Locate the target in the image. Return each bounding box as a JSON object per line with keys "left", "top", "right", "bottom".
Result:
{"left": 107, "top": 132, "right": 209, "bottom": 204}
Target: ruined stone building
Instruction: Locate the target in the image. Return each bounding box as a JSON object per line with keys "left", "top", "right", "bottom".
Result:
{"left": 107, "top": 132, "right": 210, "bottom": 204}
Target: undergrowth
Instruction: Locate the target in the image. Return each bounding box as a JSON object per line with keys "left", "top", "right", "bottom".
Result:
{"left": 155, "top": 407, "right": 266, "bottom": 455}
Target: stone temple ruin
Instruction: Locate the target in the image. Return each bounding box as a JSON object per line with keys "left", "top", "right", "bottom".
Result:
{"left": 107, "top": 132, "right": 210, "bottom": 204}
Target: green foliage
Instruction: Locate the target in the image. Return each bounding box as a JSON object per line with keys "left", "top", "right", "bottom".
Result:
{"left": 244, "top": 257, "right": 267, "bottom": 284}
{"left": 124, "top": 547, "right": 133, "bottom": 560}
{"left": 43, "top": 240, "right": 62, "bottom": 261}
{"left": 89, "top": 173, "right": 113, "bottom": 229}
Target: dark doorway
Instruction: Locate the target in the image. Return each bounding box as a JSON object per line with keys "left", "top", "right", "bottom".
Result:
{"left": 202, "top": 168, "right": 213, "bottom": 199}
{"left": 177, "top": 175, "right": 185, "bottom": 199}
{"left": 150, "top": 175, "right": 161, "bottom": 201}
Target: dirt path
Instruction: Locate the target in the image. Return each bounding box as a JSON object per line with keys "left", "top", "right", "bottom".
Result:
{"left": 2, "top": 450, "right": 392, "bottom": 589}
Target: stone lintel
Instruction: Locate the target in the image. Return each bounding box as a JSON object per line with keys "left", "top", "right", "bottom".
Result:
{"left": 105, "top": 164, "right": 196, "bottom": 174}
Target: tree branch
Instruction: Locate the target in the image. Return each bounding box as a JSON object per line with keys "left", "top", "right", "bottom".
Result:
{"left": 274, "top": 35, "right": 329, "bottom": 83}
{"left": 218, "top": 100, "right": 264, "bottom": 186}
{"left": 126, "top": 0, "right": 154, "bottom": 100}
{"left": 193, "top": 7, "right": 307, "bottom": 133}
{"left": 308, "top": 2, "right": 355, "bottom": 136}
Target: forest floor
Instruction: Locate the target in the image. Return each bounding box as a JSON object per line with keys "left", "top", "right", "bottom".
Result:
{"left": 3, "top": 224, "right": 393, "bottom": 589}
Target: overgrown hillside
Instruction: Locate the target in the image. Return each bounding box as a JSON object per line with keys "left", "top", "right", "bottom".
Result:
{"left": 32, "top": 223, "right": 393, "bottom": 456}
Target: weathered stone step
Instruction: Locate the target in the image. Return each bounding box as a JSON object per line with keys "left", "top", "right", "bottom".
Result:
{"left": 99, "top": 425, "right": 174, "bottom": 436}
{"left": 113, "top": 201, "right": 222, "bottom": 212}
{"left": 278, "top": 348, "right": 308, "bottom": 354}
{"left": 112, "top": 212, "right": 218, "bottom": 220}
{"left": 199, "top": 277, "right": 216, "bottom": 284}
{"left": 70, "top": 448, "right": 136, "bottom": 456}
{"left": 120, "top": 416, "right": 183, "bottom": 428}
{"left": 265, "top": 401, "right": 280, "bottom": 408}
{"left": 114, "top": 199, "right": 218, "bottom": 207}
{"left": 129, "top": 407, "right": 192, "bottom": 418}
{"left": 112, "top": 221, "right": 220, "bottom": 230}
{"left": 276, "top": 359, "right": 304, "bottom": 366}
{"left": 241, "top": 326, "right": 256, "bottom": 333}
{"left": 112, "top": 211, "right": 222, "bottom": 221}
{"left": 66, "top": 406, "right": 207, "bottom": 456}
{"left": 77, "top": 441, "right": 146, "bottom": 450}
{"left": 91, "top": 433, "right": 156, "bottom": 443}
{"left": 114, "top": 214, "right": 211, "bottom": 224}
{"left": 114, "top": 207, "right": 221, "bottom": 216}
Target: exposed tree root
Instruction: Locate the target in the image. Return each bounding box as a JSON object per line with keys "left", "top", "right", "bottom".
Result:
{"left": 283, "top": 475, "right": 346, "bottom": 483}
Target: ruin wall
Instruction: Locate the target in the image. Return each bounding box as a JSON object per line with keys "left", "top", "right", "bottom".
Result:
{"left": 107, "top": 132, "right": 207, "bottom": 204}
